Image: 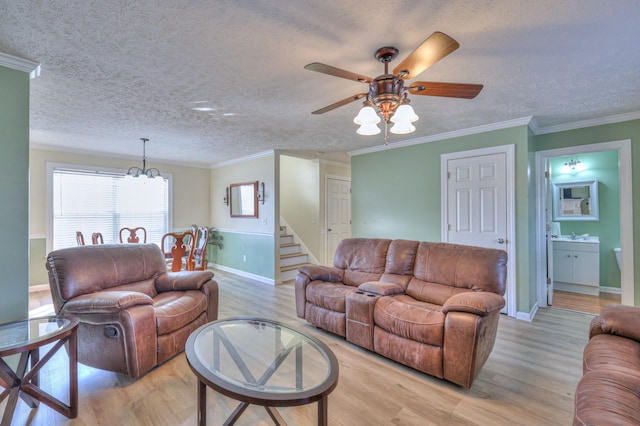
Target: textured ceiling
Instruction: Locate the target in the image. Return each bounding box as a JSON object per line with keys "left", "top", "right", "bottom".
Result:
{"left": 1, "top": 1, "right": 640, "bottom": 167}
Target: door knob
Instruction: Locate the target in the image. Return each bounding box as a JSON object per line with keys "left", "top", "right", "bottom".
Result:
{"left": 497, "top": 238, "right": 505, "bottom": 244}
{"left": 328, "top": 228, "right": 332, "bottom": 232}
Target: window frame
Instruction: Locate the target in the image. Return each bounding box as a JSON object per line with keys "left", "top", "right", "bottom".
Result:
{"left": 46, "top": 162, "right": 173, "bottom": 253}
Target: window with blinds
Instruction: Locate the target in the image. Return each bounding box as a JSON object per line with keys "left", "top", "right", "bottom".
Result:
{"left": 52, "top": 167, "right": 169, "bottom": 249}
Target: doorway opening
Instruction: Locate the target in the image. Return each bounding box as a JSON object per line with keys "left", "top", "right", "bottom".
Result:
{"left": 535, "top": 140, "right": 634, "bottom": 314}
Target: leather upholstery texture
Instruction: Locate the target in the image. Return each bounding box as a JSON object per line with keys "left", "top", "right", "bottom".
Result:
{"left": 295, "top": 238, "right": 507, "bottom": 388}
{"left": 46, "top": 243, "right": 219, "bottom": 378}
{"left": 574, "top": 304, "right": 640, "bottom": 425}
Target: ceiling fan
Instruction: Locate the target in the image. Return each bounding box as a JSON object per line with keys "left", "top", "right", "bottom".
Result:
{"left": 304, "top": 31, "right": 483, "bottom": 143}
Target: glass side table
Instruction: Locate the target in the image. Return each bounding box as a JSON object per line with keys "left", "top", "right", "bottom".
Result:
{"left": 0, "top": 316, "right": 79, "bottom": 425}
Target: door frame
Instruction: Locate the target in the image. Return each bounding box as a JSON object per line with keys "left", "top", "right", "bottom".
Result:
{"left": 324, "top": 175, "right": 352, "bottom": 265}
{"left": 535, "top": 139, "right": 634, "bottom": 307}
{"left": 441, "top": 144, "right": 516, "bottom": 317}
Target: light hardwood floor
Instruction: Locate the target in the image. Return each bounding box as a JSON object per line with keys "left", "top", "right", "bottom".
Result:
{"left": 14, "top": 270, "right": 594, "bottom": 425}
{"left": 551, "top": 289, "right": 620, "bottom": 315}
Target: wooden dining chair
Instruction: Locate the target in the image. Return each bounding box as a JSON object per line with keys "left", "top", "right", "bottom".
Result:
{"left": 76, "top": 231, "right": 85, "bottom": 246}
{"left": 161, "top": 231, "right": 194, "bottom": 272}
{"left": 188, "top": 227, "right": 209, "bottom": 271}
{"left": 119, "top": 227, "right": 147, "bottom": 244}
{"left": 91, "top": 232, "right": 104, "bottom": 244}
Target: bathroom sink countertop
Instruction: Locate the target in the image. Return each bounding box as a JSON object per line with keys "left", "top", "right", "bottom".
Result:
{"left": 552, "top": 235, "right": 600, "bottom": 243}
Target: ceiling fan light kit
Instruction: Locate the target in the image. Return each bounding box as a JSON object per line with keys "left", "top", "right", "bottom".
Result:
{"left": 305, "top": 31, "right": 483, "bottom": 145}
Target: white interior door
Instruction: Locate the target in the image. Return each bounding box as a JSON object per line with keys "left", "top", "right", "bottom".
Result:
{"left": 446, "top": 152, "right": 507, "bottom": 250}
{"left": 443, "top": 147, "right": 514, "bottom": 316}
{"left": 544, "top": 160, "right": 554, "bottom": 305}
{"left": 326, "top": 177, "right": 351, "bottom": 264}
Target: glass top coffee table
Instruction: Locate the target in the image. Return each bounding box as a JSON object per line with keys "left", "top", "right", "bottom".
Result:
{"left": 185, "top": 318, "right": 339, "bottom": 426}
{"left": 0, "top": 316, "right": 79, "bottom": 425}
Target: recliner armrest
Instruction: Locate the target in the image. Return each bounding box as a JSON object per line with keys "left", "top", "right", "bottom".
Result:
{"left": 442, "top": 292, "right": 505, "bottom": 316}
{"left": 62, "top": 291, "right": 153, "bottom": 314}
{"left": 155, "top": 270, "right": 215, "bottom": 292}
{"left": 358, "top": 281, "right": 404, "bottom": 296}
{"left": 595, "top": 304, "right": 640, "bottom": 342}
{"left": 297, "top": 265, "right": 344, "bottom": 282}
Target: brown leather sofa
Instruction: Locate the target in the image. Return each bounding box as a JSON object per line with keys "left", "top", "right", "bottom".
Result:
{"left": 295, "top": 238, "right": 507, "bottom": 388}
{"left": 573, "top": 304, "right": 640, "bottom": 425}
{"left": 46, "top": 243, "right": 218, "bottom": 378}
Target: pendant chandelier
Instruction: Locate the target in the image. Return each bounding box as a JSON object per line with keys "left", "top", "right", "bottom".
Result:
{"left": 126, "top": 138, "right": 161, "bottom": 180}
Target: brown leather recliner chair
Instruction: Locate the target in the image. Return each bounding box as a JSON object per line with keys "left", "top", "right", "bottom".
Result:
{"left": 46, "top": 243, "right": 218, "bottom": 378}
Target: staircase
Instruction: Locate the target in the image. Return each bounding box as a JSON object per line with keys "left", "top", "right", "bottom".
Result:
{"left": 279, "top": 226, "right": 310, "bottom": 282}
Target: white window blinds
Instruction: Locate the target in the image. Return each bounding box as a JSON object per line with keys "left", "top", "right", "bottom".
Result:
{"left": 52, "top": 167, "right": 169, "bottom": 249}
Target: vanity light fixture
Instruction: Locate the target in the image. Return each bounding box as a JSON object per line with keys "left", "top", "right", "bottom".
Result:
{"left": 561, "top": 158, "right": 585, "bottom": 173}
{"left": 257, "top": 182, "right": 265, "bottom": 205}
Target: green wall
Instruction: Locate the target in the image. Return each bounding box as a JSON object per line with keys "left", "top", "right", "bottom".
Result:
{"left": 352, "top": 118, "right": 640, "bottom": 313}
{"left": 352, "top": 125, "right": 535, "bottom": 313}
{"left": 550, "top": 150, "right": 621, "bottom": 287}
{"left": 0, "top": 66, "right": 30, "bottom": 322}
{"left": 536, "top": 119, "right": 640, "bottom": 305}
{"left": 210, "top": 231, "right": 275, "bottom": 279}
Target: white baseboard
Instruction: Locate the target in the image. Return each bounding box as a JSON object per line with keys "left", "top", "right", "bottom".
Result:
{"left": 209, "top": 264, "right": 280, "bottom": 286}
{"left": 29, "top": 284, "right": 50, "bottom": 292}
{"left": 516, "top": 302, "right": 538, "bottom": 322}
{"left": 600, "top": 286, "right": 622, "bottom": 294}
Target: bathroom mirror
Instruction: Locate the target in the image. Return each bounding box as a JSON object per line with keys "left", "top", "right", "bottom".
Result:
{"left": 230, "top": 181, "right": 258, "bottom": 218}
{"left": 552, "top": 180, "right": 599, "bottom": 221}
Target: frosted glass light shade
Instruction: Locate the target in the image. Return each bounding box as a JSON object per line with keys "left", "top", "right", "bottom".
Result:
{"left": 354, "top": 106, "right": 381, "bottom": 125}
{"left": 390, "top": 104, "right": 418, "bottom": 123}
{"left": 389, "top": 121, "right": 416, "bottom": 135}
{"left": 356, "top": 123, "right": 381, "bottom": 135}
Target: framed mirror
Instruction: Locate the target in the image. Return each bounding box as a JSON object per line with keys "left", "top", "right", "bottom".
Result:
{"left": 230, "top": 181, "right": 258, "bottom": 218}
{"left": 552, "top": 180, "right": 599, "bottom": 221}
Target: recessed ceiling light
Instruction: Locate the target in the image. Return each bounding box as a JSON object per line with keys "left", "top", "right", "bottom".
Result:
{"left": 191, "top": 106, "right": 215, "bottom": 112}
{"left": 223, "top": 113, "right": 235, "bottom": 116}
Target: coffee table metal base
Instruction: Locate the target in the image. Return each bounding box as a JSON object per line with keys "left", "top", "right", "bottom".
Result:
{"left": 196, "top": 379, "right": 329, "bottom": 426}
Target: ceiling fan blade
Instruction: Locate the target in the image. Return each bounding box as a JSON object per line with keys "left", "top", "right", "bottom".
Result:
{"left": 393, "top": 32, "right": 459, "bottom": 80}
{"left": 304, "top": 62, "right": 373, "bottom": 83}
{"left": 311, "top": 93, "right": 368, "bottom": 114}
{"left": 408, "top": 82, "right": 483, "bottom": 99}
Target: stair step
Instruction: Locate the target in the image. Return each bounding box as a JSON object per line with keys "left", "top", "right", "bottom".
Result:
{"left": 281, "top": 262, "right": 310, "bottom": 272}
{"left": 280, "top": 243, "right": 301, "bottom": 255}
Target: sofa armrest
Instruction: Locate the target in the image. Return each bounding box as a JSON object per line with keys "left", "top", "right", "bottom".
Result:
{"left": 62, "top": 291, "right": 153, "bottom": 314}
{"left": 358, "top": 281, "right": 405, "bottom": 296}
{"left": 155, "top": 270, "right": 215, "bottom": 292}
{"left": 297, "top": 265, "right": 344, "bottom": 282}
{"left": 595, "top": 304, "right": 640, "bottom": 342}
{"left": 442, "top": 292, "right": 505, "bottom": 316}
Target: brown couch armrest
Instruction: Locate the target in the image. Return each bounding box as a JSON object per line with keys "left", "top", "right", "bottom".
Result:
{"left": 154, "top": 270, "right": 215, "bottom": 292}
{"left": 63, "top": 291, "right": 153, "bottom": 314}
{"left": 442, "top": 292, "right": 505, "bottom": 316}
{"left": 358, "top": 281, "right": 404, "bottom": 296}
{"left": 297, "top": 265, "right": 344, "bottom": 282}
{"left": 595, "top": 304, "right": 640, "bottom": 342}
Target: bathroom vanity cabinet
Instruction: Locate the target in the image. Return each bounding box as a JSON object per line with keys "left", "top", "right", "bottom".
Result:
{"left": 552, "top": 238, "right": 600, "bottom": 295}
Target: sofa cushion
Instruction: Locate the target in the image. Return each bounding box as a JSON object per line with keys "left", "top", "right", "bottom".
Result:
{"left": 413, "top": 242, "right": 507, "bottom": 296}
{"left": 583, "top": 333, "right": 640, "bottom": 373}
{"left": 406, "top": 278, "right": 469, "bottom": 305}
{"left": 154, "top": 290, "right": 207, "bottom": 335}
{"left": 333, "top": 238, "right": 391, "bottom": 274}
{"left": 574, "top": 367, "right": 640, "bottom": 426}
{"left": 306, "top": 282, "right": 357, "bottom": 313}
{"left": 373, "top": 295, "right": 445, "bottom": 346}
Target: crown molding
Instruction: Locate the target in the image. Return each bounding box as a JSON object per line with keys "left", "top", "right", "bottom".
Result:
{"left": 210, "top": 150, "right": 274, "bottom": 169}
{"left": 30, "top": 142, "right": 210, "bottom": 169}
{"left": 349, "top": 117, "right": 534, "bottom": 157}
{"left": 534, "top": 111, "right": 640, "bottom": 135}
{"left": 0, "top": 52, "right": 41, "bottom": 78}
